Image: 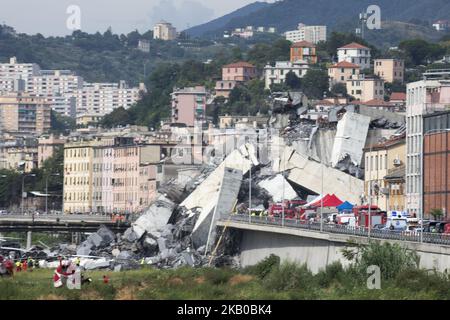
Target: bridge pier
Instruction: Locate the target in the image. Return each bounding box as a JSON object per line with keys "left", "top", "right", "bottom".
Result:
{"left": 26, "top": 231, "right": 32, "bottom": 250}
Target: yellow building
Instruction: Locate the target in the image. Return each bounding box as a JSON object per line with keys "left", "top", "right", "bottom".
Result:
{"left": 76, "top": 114, "right": 103, "bottom": 127}
{"left": 374, "top": 59, "right": 404, "bottom": 84}
{"left": 346, "top": 75, "right": 385, "bottom": 102}
{"left": 328, "top": 61, "right": 360, "bottom": 87}
{"left": 384, "top": 165, "right": 406, "bottom": 212}
{"left": 363, "top": 135, "right": 406, "bottom": 211}
{"left": 63, "top": 136, "right": 165, "bottom": 214}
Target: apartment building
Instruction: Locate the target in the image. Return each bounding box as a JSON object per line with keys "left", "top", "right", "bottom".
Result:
{"left": 264, "top": 61, "right": 309, "bottom": 89}
{"left": 346, "top": 75, "right": 385, "bottom": 102}
{"left": 405, "top": 70, "right": 450, "bottom": 216}
{"left": 171, "top": 86, "right": 207, "bottom": 127}
{"left": 337, "top": 43, "right": 371, "bottom": 70}
{"left": 0, "top": 93, "right": 51, "bottom": 134}
{"left": 222, "top": 62, "right": 257, "bottom": 82}
{"left": 153, "top": 21, "right": 177, "bottom": 40}
{"left": 328, "top": 61, "right": 360, "bottom": 87}
{"left": 0, "top": 78, "right": 25, "bottom": 93}
{"left": 0, "top": 57, "right": 40, "bottom": 85}
{"left": 75, "top": 81, "right": 143, "bottom": 117}
{"left": 290, "top": 41, "right": 317, "bottom": 64}
{"left": 63, "top": 136, "right": 163, "bottom": 214}
{"left": 364, "top": 135, "right": 406, "bottom": 211}
{"left": 285, "top": 23, "right": 327, "bottom": 44}
{"left": 374, "top": 59, "right": 404, "bottom": 84}
{"left": 423, "top": 110, "right": 450, "bottom": 219}
{"left": 28, "top": 70, "right": 83, "bottom": 117}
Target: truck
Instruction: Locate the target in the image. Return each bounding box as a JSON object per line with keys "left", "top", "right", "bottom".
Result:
{"left": 268, "top": 200, "right": 306, "bottom": 219}
{"left": 352, "top": 205, "right": 386, "bottom": 228}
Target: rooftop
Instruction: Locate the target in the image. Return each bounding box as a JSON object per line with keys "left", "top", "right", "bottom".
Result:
{"left": 390, "top": 92, "right": 406, "bottom": 101}
{"left": 329, "top": 61, "right": 360, "bottom": 68}
{"left": 291, "top": 40, "right": 315, "bottom": 48}
{"left": 338, "top": 42, "right": 370, "bottom": 50}
{"left": 223, "top": 61, "right": 255, "bottom": 68}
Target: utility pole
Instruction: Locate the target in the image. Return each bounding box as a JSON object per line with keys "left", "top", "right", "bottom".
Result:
{"left": 368, "top": 144, "right": 372, "bottom": 239}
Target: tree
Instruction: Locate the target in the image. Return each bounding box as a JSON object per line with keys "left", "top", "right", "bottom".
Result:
{"left": 399, "top": 39, "right": 446, "bottom": 66}
{"left": 429, "top": 208, "right": 444, "bottom": 221}
{"left": 301, "top": 69, "right": 329, "bottom": 99}
{"left": 50, "top": 111, "right": 76, "bottom": 134}
{"left": 101, "top": 107, "right": 132, "bottom": 128}
{"left": 330, "top": 83, "right": 347, "bottom": 97}
{"left": 285, "top": 71, "right": 301, "bottom": 89}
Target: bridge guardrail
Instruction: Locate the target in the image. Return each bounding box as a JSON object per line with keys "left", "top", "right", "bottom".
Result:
{"left": 227, "top": 214, "right": 450, "bottom": 246}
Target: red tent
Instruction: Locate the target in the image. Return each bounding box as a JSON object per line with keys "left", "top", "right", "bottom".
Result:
{"left": 309, "top": 194, "right": 343, "bottom": 208}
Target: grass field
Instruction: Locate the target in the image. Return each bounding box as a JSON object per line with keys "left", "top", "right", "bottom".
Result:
{"left": 2, "top": 258, "right": 450, "bottom": 300}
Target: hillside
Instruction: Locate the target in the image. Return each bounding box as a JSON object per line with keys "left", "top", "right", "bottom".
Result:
{"left": 187, "top": 0, "right": 450, "bottom": 40}
{"left": 185, "top": 2, "right": 270, "bottom": 38}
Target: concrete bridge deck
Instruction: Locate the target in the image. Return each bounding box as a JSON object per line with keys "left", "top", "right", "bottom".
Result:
{"left": 0, "top": 215, "right": 130, "bottom": 232}
{"left": 217, "top": 215, "right": 450, "bottom": 273}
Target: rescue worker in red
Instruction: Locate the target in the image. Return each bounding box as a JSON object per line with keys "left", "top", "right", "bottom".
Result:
{"left": 0, "top": 256, "right": 14, "bottom": 277}
{"left": 53, "top": 256, "right": 72, "bottom": 288}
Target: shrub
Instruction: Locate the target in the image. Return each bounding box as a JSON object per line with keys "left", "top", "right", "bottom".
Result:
{"left": 244, "top": 254, "right": 280, "bottom": 280}
{"left": 264, "top": 261, "right": 314, "bottom": 292}
{"left": 315, "top": 261, "right": 345, "bottom": 288}
{"left": 342, "top": 241, "right": 419, "bottom": 280}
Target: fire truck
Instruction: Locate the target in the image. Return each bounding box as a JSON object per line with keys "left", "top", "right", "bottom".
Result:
{"left": 352, "top": 205, "right": 386, "bottom": 228}
{"left": 268, "top": 200, "right": 306, "bottom": 219}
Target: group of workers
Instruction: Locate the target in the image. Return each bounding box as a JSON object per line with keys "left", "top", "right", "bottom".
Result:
{"left": 0, "top": 255, "right": 37, "bottom": 277}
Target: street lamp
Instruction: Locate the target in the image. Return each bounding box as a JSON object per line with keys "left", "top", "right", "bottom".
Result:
{"left": 321, "top": 135, "right": 350, "bottom": 232}
{"left": 421, "top": 128, "right": 450, "bottom": 242}
{"left": 21, "top": 173, "right": 36, "bottom": 215}
{"left": 45, "top": 173, "right": 60, "bottom": 214}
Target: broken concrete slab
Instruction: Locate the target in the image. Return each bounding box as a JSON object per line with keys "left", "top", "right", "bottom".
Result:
{"left": 132, "top": 195, "right": 176, "bottom": 239}
{"left": 191, "top": 167, "right": 243, "bottom": 250}
{"left": 258, "top": 174, "right": 298, "bottom": 202}
{"left": 123, "top": 228, "right": 139, "bottom": 242}
{"left": 330, "top": 112, "right": 370, "bottom": 167}
{"left": 83, "top": 258, "right": 111, "bottom": 270}
{"left": 275, "top": 146, "right": 364, "bottom": 204}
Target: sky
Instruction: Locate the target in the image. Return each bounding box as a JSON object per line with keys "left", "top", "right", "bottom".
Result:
{"left": 0, "top": 0, "right": 273, "bottom": 36}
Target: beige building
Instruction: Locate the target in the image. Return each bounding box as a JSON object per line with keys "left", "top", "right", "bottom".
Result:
{"left": 346, "top": 75, "right": 385, "bottom": 102}
{"left": 364, "top": 135, "right": 406, "bottom": 211}
{"left": 219, "top": 115, "right": 269, "bottom": 129}
{"left": 63, "top": 136, "right": 164, "bottom": 214}
{"left": 328, "top": 61, "right": 360, "bottom": 87}
{"left": 374, "top": 59, "right": 404, "bottom": 84}
{"left": 76, "top": 114, "right": 103, "bottom": 127}
{"left": 0, "top": 135, "right": 38, "bottom": 172}
{"left": 285, "top": 23, "right": 327, "bottom": 44}
{"left": 0, "top": 93, "right": 51, "bottom": 134}
{"left": 153, "top": 21, "right": 177, "bottom": 40}
{"left": 37, "top": 134, "right": 66, "bottom": 168}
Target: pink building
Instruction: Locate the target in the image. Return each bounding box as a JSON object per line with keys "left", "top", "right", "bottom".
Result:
{"left": 222, "top": 62, "right": 256, "bottom": 81}
{"left": 171, "top": 86, "right": 207, "bottom": 126}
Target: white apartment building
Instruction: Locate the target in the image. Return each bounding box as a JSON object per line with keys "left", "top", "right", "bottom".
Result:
{"left": 28, "top": 70, "right": 83, "bottom": 117}
{"left": 285, "top": 23, "right": 327, "bottom": 44}
{"left": 153, "top": 21, "right": 177, "bottom": 40}
{"left": 0, "top": 78, "right": 25, "bottom": 93}
{"left": 76, "top": 81, "right": 144, "bottom": 117}
{"left": 264, "top": 61, "right": 309, "bottom": 89}
{"left": 337, "top": 42, "right": 371, "bottom": 70}
{"left": 405, "top": 70, "right": 450, "bottom": 216}
{"left": 346, "top": 75, "right": 384, "bottom": 102}
{"left": 0, "top": 57, "right": 41, "bottom": 85}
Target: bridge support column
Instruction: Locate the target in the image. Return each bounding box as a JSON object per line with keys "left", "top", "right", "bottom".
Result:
{"left": 26, "top": 231, "right": 32, "bottom": 250}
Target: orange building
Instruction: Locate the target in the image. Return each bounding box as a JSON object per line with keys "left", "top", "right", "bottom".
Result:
{"left": 290, "top": 41, "right": 317, "bottom": 64}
